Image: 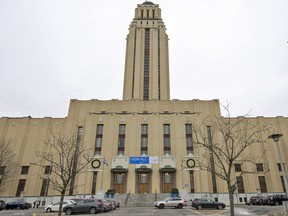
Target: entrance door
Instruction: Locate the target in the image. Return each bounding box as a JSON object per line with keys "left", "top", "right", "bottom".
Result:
{"left": 113, "top": 173, "right": 126, "bottom": 194}
{"left": 138, "top": 173, "right": 150, "bottom": 193}
{"left": 162, "top": 172, "right": 174, "bottom": 193}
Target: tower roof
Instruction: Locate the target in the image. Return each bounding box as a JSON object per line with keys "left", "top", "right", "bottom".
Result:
{"left": 142, "top": 1, "right": 154, "bottom": 5}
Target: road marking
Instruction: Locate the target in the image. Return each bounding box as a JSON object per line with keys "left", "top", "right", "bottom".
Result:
{"left": 186, "top": 208, "right": 228, "bottom": 216}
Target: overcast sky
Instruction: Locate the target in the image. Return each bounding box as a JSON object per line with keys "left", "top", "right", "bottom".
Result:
{"left": 0, "top": 0, "right": 287, "bottom": 118}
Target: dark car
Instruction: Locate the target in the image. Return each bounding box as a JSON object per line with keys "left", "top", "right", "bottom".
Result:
{"left": 63, "top": 199, "right": 104, "bottom": 215}
{"left": 5, "top": 201, "right": 32, "bottom": 210}
{"left": 267, "top": 195, "right": 288, "bottom": 206}
{"left": 0, "top": 200, "right": 5, "bottom": 211}
{"left": 246, "top": 196, "right": 262, "bottom": 205}
{"left": 192, "top": 198, "right": 225, "bottom": 210}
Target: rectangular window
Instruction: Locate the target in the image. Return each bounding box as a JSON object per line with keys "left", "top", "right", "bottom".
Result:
{"left": 40, "top": 179, "right": 49, "bottom": 196}
{"left": 234, "top": 164, "right": 242, "bottom": 172}
{"left": 185, "top": 124, "right": 193, "bottom": 155}
{"left": 189, "top": 170, "right": 195, "bottom": 193}
{"left": 44, "top": 166, "right": 52, "bottom": 175}
{"left": 0, "top": 166, "right": 5, "bottom": 175}
{"left": 21, "top": 166, "right": 29, "bottom": 175}
{"left": 280, "top": 176, "right": 286, "bottom": 193}
{"left": 95, "top": 124, "right": 104, "bottom": 156}
{"left": 237, "top": 176, "right": 245, "bottom": 193}
{"left": 163, "top": 124, "right": 171, "bottom": 155}
{"left": 117, "top": 124, "right": 126, "bottom": 156}
{"left": 256, "top": 163, "right": 264, "bottom": 172}
{"left": 16, "top": 179, "right": 26, "bottom": 197}
{"left": 258, "top": 176, "right": 268, "bottom": 193}
{"left": 91, "top": 172, "right": 97, "bottom": 194}
{"left": 141, "top": 124, "right": 148, "bottom": 155}
{"left": 207, "top": 126, "right": 217, "bottom": 193}
{"left": 278, "top": 163, "right": 285, "bottom": 172}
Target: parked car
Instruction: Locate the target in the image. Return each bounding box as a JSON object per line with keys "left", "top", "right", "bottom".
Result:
{"left": 259, "top": 196, "right": 268, "bottom": 205}
{"left": 267, "top": 195, "right": 288, "bottom": 206}
{"left": 102, "top": 200, "right": 113, "bottom": 212}
{"left": 63, "top": 199, "right": 104, "bottom": 215}
{"left": 246, "top": 196, "right": 263, "bottom": 205}
{"left": 0, "top": 200, "right": 5, "bottom": 211}
{"left": 105, "top": 199, "right": 120, "bottom": 209}
{"left": 45, "top": 200, "right": 75, "bottom": 212}
{"left": 5, "top": 201, "right": 32, "bottom": 210}
{"left": 154, "top": 197, "right": 187, "bottom": 209}
{"left": 191, "top": 198, "right": 225, "bottom": 210}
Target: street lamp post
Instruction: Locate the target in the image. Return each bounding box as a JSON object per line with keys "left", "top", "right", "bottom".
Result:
{"left": 268, "top": 133, "right": 288, "bottom": 195}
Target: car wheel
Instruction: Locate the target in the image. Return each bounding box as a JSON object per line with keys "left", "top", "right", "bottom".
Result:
{"left": 275, "top": 202, "right": 279, "bottom": 206}
{"left": 218, "top": 205, "right": 223, "bottom": 210}
{"left": 177, "top": 203, "right": 183, "bottom": 209}
{"left": 158, "top": 204, "right": 165, "bottom": 209}
{"left": 89, "top": 207, "right": 97, "bottom": 214}
{"left": 16, "top": 206, "right": 20, "bottom": 210}
{"left": 65, "top": 208, "right": 73, "bottom": 215}
{"left": 197, "top": 205, "right": 202, "bottom": 210}
{"left": 46, "top": 208, "right": 52, "bottom": 213}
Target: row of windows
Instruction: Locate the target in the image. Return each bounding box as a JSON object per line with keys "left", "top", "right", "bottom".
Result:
{"left": 234, "top": 163, "right": 286, "bottom": 172}
{"left": 0, "top": 165, "right": 52, "bottom": 176}
{"left": 93, "top": 124, "right": 193, "bottom": 157}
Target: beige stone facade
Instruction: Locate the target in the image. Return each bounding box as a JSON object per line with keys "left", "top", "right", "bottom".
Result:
{"left": 0, "top": 1, "right": 288, "bottom": 203}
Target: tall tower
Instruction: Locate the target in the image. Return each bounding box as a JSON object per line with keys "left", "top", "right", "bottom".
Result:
{"left": 123, "top": 1, "right": 170, "bottom": 101}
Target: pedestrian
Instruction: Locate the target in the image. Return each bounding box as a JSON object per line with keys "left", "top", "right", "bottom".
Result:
{"left": 33, "top": 200, "right": 36, "bottom": 208}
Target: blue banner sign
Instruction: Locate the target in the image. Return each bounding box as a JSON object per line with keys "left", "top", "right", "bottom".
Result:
{"left": 129, "top": 156, "right": 150, "bottom": 164}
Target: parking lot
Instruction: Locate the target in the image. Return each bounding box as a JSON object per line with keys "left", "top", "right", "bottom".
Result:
{"left": 0, "top": 205, "right": 285, "bottom": 216}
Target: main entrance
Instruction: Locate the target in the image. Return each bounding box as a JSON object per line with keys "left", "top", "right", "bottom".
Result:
{"left": 113, "top": 172, "right": 126, "bottom": 194}
{"left": 161, "top": 172, "right": 175, "bottom": 193}
{"left": 137, "top": 173, "right": 150, "bottom": 193}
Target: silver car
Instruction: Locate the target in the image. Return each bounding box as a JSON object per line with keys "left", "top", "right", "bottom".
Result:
{"left": 154, "top": 197, "right": 187, "bottom": 209}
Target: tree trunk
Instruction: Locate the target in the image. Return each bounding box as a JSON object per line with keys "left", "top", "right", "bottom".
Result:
{"left": 228, "top": 185, "right": 235, "bottom": 216}
{"left": 58, "top": 190, "right": 66, "bottom": 216}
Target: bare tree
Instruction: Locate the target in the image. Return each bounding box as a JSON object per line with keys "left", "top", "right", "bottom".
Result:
{"left": 193, "top": 105, "right": 270, "bottom": 216}
{"left": 0, "top": 139, "right": 16, "bottom": 193}
{"left": 32, "top": 131, "right": 92, "bottom": 216}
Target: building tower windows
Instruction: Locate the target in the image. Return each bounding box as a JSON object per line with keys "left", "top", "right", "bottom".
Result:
{"left": 143, "top": 28, "right": 150, "bottom": 100}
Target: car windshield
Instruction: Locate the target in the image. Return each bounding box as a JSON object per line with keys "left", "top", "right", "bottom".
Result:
{"left": 164, "top": 198, "right": 172, "bottom": 201}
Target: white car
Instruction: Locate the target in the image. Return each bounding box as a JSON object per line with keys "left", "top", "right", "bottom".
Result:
{"left": 45, "top": 200, "right": 75, "bottom": 213}
{"left": 154, "top": 197, "right": 187, "bottom": 209}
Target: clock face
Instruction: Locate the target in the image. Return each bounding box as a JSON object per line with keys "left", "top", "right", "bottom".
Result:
{"left": 186, "top": 158, "right": 195, "bottom": 168}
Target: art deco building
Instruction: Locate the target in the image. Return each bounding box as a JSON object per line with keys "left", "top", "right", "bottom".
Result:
{"left": 0, "top": 1, "right": 288, "bottom": 203}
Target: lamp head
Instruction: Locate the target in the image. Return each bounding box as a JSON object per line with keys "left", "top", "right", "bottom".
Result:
{"left": 268, "top": 133, "right": 283, "bottom": 142}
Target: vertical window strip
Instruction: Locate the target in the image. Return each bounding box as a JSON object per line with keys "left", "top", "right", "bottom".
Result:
{"left": 143, "top": 28, "right": 150, "bottom": 100}
{"left": 163, "top": 124, "right": 171, "bottom": 155}
{"left": 69, "top": 126, "right": 83, "bottom": 195}
{"left": 190, "top": 170, "right": 195, "bottom": 193}
{"left": 185, "top": 124, "right": 193, "bottom": 155}
{"left": 141, "top": 124, "right": 148, "bottom": 155}
{"left": 117, "top": 124, "right": 126, "bottom": 155}
{"left": 91, "top": 172, "right": 98, "bottom": 194}
{"left": 157, "top": 28, "right": 161, "bottom": 100}
{"left": 132, "top": 28, "right": 137, "bottom": 98}
{"left": 207, "top": 126, "right": 217, "bottom": 193}
{"left": 95, "top": 124, "right": 104, "bottom": 156}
